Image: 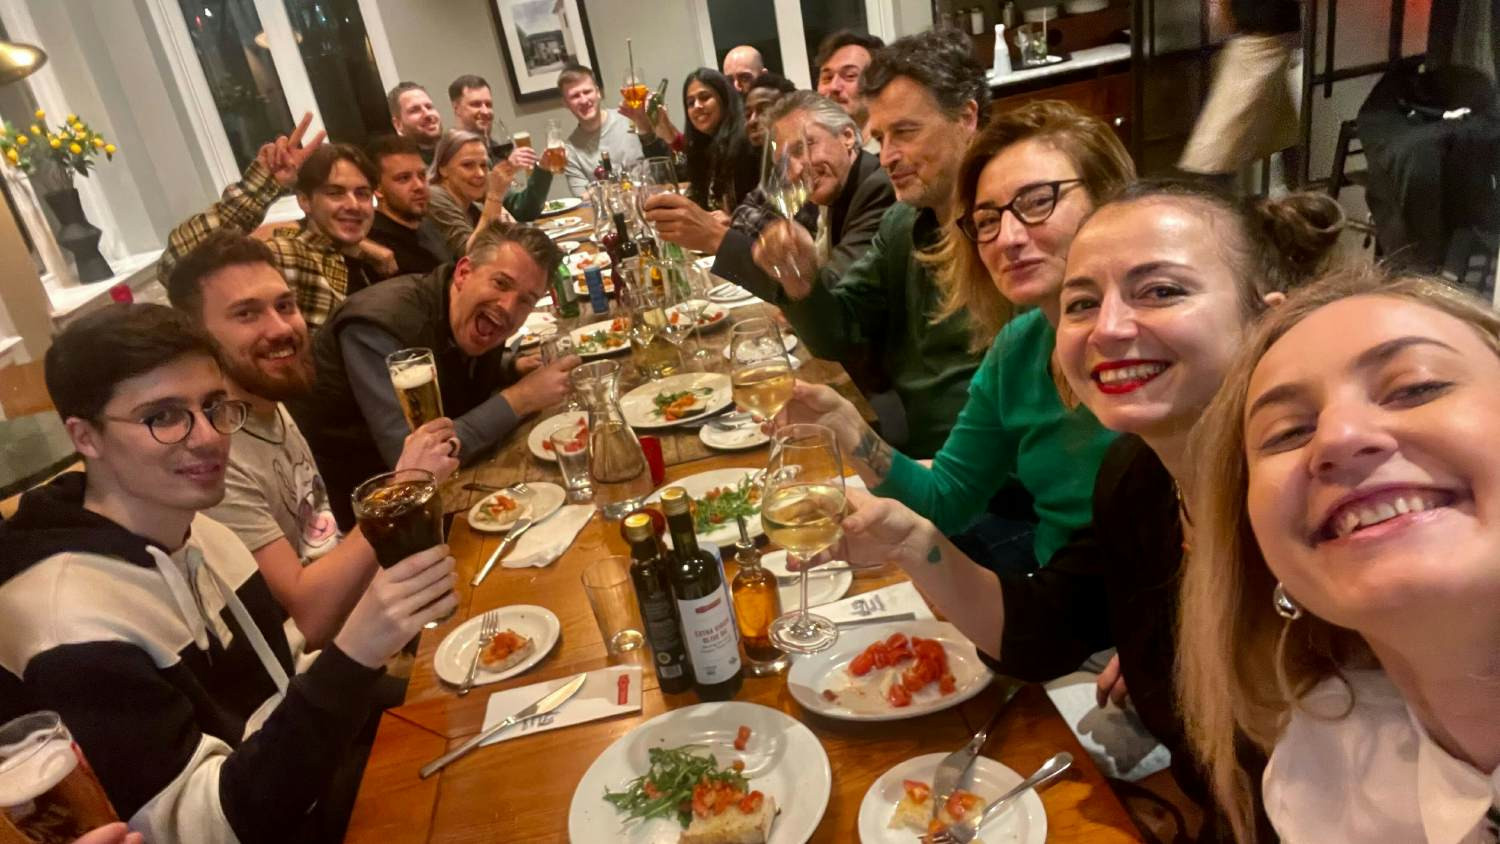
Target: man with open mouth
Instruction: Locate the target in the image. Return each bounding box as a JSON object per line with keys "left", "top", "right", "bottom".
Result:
{"left": 289, "top": 221, "right": 581, "bottom": 529}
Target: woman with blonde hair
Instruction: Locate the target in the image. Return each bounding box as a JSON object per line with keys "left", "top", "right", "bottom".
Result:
{"left": 837, "top": 180, "right": 1344, "bottom": 837}
{"left": 776, "top": 99, "right": 1131, "bottom": 575}
{"left": 1180, "top": 267, "right": 1500, "bottom": 842}
{"left": 426, "top": 129, "right": 549, "bottom": 256}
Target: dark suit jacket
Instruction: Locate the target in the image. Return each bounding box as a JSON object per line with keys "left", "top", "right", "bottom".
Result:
{"left": 711, "top": 149, "right": 893, "bottom": 295}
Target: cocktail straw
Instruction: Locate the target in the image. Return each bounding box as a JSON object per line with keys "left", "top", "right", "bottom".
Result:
{"left": 626, "top": 38, "right": 635, "bottom": 78}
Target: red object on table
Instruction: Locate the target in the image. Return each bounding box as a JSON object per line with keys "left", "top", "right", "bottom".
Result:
{"left": 638, "top": 435, "right": 665, "bottom": 486}
{"left": 108, "top": 283, "right": 133, "bottom": 304}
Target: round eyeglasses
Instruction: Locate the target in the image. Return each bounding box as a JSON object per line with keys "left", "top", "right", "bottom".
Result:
{"left": 957, "top": 179, "right": 1085, "bottom": 243}
{"left": 100, "top": 399, "right": 250, "bottom": 445}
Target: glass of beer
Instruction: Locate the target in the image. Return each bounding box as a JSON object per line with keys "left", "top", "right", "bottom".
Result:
{"left": 541, "top": 119, "right": 567, "bottom": 175}
{"left": 351, "top": 469, "right": 452, "bottom": 628}
{"left": 386, "top": 348, "right": 442, "bottom": 431}
{"left": 511, "top": 129, "right": 533, "bottom": 189}
{"left": 728, "top": 318, "right": 795, "bottom": 424}
{"left": 0, "top": 712, "right": 118, "bottom": 844}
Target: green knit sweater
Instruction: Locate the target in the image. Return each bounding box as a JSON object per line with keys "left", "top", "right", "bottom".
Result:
{"left": 873, "top": 309, "right": 1117, "bottom": 566}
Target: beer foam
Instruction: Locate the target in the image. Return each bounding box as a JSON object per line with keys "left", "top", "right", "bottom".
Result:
{"left": 0, "top": 734, "right": 76, "bottom": 808}
{"left": 390, "top": 364, "right": 437, "bottom": 391}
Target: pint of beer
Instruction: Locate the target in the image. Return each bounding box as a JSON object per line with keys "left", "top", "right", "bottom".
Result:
{"left": 386, "top": 348, "right": 443, "bottom": 431}
{"left": 542, "top": 143, "right": 568, "bottom": 174}
{"left": 0, "top": 713, "right": 118, "bottom": 844}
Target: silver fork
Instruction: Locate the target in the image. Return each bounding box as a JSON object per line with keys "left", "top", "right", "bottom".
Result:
{"left": 929, "top": 681, "right": 1024, "bottom": 828}
{"left": 458, "top": 611, "right": 499, "bottom": 697}
{"left": 464, "top": 481, "right": 532, "bottom": 496}
{"left": 926, "top": 752, "right": 1073, "bottom": 844}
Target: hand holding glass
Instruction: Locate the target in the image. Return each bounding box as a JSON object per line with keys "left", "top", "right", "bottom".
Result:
{"left": 762, "top": 424, "right": 847, "bottom": 654}
{"left": 728, "top": 318, "right": 795, "bottom": 422}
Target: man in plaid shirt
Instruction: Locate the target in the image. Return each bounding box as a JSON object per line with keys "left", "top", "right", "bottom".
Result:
{"left": 158, "top": 114, "right": 383, "bottom": 331}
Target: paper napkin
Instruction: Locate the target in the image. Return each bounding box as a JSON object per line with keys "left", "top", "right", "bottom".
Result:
{"left": 816, "top": 581, "right": 936, "bottom": 624}
{"left": 501, "top": 504, "right": 593, "bottom": 568}
{"left": 479, "top": 665, "right": 643, "bottom": 747}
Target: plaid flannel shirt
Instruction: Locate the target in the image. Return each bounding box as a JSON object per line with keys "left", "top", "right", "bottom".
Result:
{"left": 158, "top": 160, "right": 351, "bottom": 330}
{"left": 730, "top": 188, "right": 821, "bottom": 241}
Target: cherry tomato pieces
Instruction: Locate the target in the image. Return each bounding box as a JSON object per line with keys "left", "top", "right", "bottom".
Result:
{"left": 902, "top": 780, "right": 932, "bottom": 803}
{"left": 738, "top": 790, "right": 764, "bottom": 813}
{"left": 733, "top": 725, "right": 751, "bottom": 751}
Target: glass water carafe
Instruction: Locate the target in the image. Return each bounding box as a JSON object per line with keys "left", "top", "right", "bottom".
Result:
{"left": 571, "top": 360, "right": 652, "bottom": 519}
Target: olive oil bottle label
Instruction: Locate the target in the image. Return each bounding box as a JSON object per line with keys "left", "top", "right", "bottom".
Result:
{"left": 675, "top": 588, "right": 742, "bottom": 683}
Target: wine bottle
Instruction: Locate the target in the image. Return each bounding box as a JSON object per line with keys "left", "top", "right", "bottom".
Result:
{"left": 624, "top": 513, "right": 695, "bottom": 694}
{"left": 730, "top": 514, "right": 787, "bottom": 675}
{"left": 614, "top": 212, "right": 639, "bottom": 261}
{"left": 661, "top": 487, "right": 744, "bottom": 700}
{"left": 646, "top": 78, "right": 669, "bottom": 122}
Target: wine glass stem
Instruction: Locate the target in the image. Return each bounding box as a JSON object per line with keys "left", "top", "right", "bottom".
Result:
{"left": 796, "top": 555, "right": 811, "bottom": 628}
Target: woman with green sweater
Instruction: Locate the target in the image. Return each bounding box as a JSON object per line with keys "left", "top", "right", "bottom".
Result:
{"left": 777, "top": 101, "right": 1133, "bottom": 571}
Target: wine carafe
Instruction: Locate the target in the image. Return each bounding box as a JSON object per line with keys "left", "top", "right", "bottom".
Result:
{"left": 570, "top": 360, "right": 652, "bottom": 520}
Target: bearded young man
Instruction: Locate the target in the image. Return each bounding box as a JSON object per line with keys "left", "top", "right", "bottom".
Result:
{"left": 166, "top": 231, "right": 458, "bottom": 647}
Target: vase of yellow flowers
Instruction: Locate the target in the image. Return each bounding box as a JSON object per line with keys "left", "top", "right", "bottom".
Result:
{"left": 1, "top": 110, "right": 119, "bottom": 282}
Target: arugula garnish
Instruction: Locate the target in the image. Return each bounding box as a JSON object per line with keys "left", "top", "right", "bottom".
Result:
{"left": 603, "top": 745, "right": 748, "bottom": 828}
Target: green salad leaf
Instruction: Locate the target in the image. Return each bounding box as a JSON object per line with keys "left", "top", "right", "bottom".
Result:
{"left": 602, "top": 745, "right": 748, "bottom": 828}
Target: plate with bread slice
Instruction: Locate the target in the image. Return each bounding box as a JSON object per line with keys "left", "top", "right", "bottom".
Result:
{"left": 568, "top": 700, "right": 830, "bottom": 843}
{"left": 857, "top": 752, "right": 1046, "bottom": 844}
{"left": 432, "top": 604, "right": 560, "bottom": 687}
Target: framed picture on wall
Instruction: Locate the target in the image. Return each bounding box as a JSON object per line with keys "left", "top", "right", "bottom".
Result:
{"left": 489, "top": 0, "right": 599, "bottom": 102}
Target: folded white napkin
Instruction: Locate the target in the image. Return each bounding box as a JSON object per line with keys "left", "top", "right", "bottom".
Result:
{"left": 816, "top": 581, "right": 936, "bottom": 624}
{"left": 501, "top": 504, "right": 594, "bottom": 568}
{"left": 479, "top": 665, "right": 643, "bottom": 747}
{"left": 1044, "top": 667, "right": 1171, "bottom": 782}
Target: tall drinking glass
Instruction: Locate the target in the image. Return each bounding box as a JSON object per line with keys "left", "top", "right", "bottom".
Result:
{"left": 633, "top": 156, "right": 679, "bottom": 245}
{"left": 511, "top": 128, "right": 533, "bottom": 189}
{"left": 0, "top": 711, "right": 118, "bottom": 844}
{"left": 728, "top": 318, "right": 795, "bottom": 423}
{"left": 762, "top": 424, "right": 846, "bottom": 654}
{"left": 541, "top": 119, "right": 567, "bottom": 174}
{"left": 351, "top": 468, "right": 453, "bottom": 628}
{"left": 386, "top": 348, "right": 442, "bottom": 431}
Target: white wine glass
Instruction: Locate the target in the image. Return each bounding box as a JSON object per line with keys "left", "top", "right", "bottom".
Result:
{"left": 758, "top": 128, "right": 816, "bottom": 282}
{"left": 728, "top": 317, "right": 794, "bottom": 424}
{"left": 661, "top": 259, "right": 711, "bottom": 364}
{"left": 763, "top": 424, "right": 846, "bottom": 654}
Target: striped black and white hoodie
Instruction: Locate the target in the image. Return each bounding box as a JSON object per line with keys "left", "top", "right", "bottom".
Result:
{"left": 0, "top": 472, "right": 386, "bottom": 843}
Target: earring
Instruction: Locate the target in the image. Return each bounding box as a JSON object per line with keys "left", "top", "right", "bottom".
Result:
{"left": 1272, "top": 582, "right": 1304, "bottom": 620}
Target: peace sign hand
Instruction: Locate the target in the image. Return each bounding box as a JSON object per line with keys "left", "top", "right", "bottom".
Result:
{"left": 267, "top": 112, "right": 327, "bottom": 189}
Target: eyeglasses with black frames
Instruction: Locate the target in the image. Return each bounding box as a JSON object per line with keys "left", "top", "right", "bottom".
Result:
{"left": 957, "top": 179, "right": 1086, "bottom": 243}
{"left": 100, "top": 399, "right": 250, "bottom": 445}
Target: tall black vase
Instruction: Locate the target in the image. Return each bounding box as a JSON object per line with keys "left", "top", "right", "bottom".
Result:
{"left": 43, "top": 186, "right": 112, "bottom": 283}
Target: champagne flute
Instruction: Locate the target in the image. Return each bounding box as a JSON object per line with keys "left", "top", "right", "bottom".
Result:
{"left": 758, "top": 129, "right": 815, "bottom": 282}
{"left": 728, "top": 317, "right": 795, "bottom": 424}
{"left": 664, "top": 261, "right": 713, "bottom": 367}
{"left": 633, "top": 156, "right": 679, "bottom": 247}
{"left": 762, "top": 424, "right": 846, "bottom": 654}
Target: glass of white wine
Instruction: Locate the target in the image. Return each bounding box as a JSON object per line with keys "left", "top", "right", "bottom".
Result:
{"left": 728, "top": 317, "right": 795, "bottom": 424}
{"left": 762, "top": 424, "right": 846, "bottom": 654}
{"left": 758, "top": 127, "right": 817, "bottom": 282}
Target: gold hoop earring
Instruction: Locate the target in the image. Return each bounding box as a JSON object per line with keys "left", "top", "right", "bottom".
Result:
{"left": 1273, "top": 582, "right": 1303, "bottom": 620}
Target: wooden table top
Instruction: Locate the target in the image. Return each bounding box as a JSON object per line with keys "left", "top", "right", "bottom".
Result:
{"left": 345, "top": 260, "right": 1142, "bottom": 843}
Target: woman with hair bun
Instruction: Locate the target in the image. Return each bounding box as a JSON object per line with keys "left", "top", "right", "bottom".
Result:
{"left": 1181, "top": 267, "right": 1500, "bottom": 843}
{"left": 837, "top": 180, "right": 1346, "bottom": 836}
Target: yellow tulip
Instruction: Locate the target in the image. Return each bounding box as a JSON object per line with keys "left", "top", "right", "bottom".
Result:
{"left": 5, "top": 150, "right": 17, "bottom": 164}
{"left": 93, "top": 137, "right": 104, "bottom": 147}
{"left": 68, "top": 142, "right": 82, "bottom": 154}
{"left": 29, "top": 125, "right": 40, "bottom": 135}
{"left": 15, "top": 135, "right": 27, "bottom": 146}
{"left": 33, "top": 109, "right": 44, "bottom": 120}
{"left": 104, "top": 143, "right": 116, "bottom": 155}
{"left": 49, "top": 138, "right": 60, "bottom": 149}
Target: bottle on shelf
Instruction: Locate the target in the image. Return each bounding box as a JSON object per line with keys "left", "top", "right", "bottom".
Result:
{"left": 661, "top": 487, "right": 744, "bottom": 700}
{"left": 730, "top": 514, "right": 788, "bottom": 676}
{"left": 624, "top": 513, "right": 695, "bottom": 694}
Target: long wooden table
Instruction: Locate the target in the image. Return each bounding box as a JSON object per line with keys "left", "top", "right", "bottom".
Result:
{"left": 345, "top": 248, "right": 1143, "bottom": 843}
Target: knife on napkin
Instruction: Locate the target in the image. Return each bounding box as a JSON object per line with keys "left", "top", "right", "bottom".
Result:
{"left": 419, "top": 671, "right": 587, "bottom": 778}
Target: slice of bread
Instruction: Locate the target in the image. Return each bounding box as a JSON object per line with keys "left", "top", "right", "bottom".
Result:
{"left": 888, "top": 791, "right": 930, "bottom": 831}
{"left": 680, "top": 794, "right": 777, "bottom": 844}
{"left": 479, "top": 629, "right": 534, "bottom": 672}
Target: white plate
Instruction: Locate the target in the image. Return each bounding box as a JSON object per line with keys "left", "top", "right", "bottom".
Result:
{"left": 722, "top": 332, "right": 798, "bottom": 359}
{"left": 516, "top": 310, "right": 558, "bottom": 347}
{"left": 665, "top": 302, "right": 730, "bottom": 332}
{"left": 570, "top": 317, "right": 632, "bottom": 358}
{"left": 528, "top": 410, "right": 589, "bottom": 462}
{"left": 565, "top": 250, "right": 612, "bottom": 277}
{"left": 557, "top": 239, "right": 582, "bottom": 253}
{"left": 542, "top": 214, "right": 585, "bottom": 230}
{"left": 432, "top": 604, "right": 560, "bottom": 686}
{"left": 709, "top": 281, "right": 755, "bottom": 303}
{"left": 619, "top": 372, "right": 732, "bottom": 430}
{"left": 786, "top": 620, "right": 995, "bottom": 722}
{"left": 645, "top": 466, "right": 764, "bottom": 548}
{"left": 760, "top": 550, "right": 852, "bottom": 608}
{"left": 567, "top": 701, "right": 831, "bottom": 844}
{"left": 857, "top": 753, "right": 1047, "bottom": 844}
{"left": 467, "top": 482, "right": 565, "bottom": 533}
{"left": 698, "top": 419, "right": 770, "bottom": 452}
{"left": 539, "top": 197, "right": 584, "bottom": 217}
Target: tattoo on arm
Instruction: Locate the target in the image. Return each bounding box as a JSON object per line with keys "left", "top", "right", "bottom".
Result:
{"left": 852, "top": 427, "right": 894, "bottom": 482}
{"left": 927, "top": 545, "right": 942, "bottom": 565}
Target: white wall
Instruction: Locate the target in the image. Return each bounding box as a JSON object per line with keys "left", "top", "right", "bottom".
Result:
{"left": 374, "top": 0, "right": 702, "bottom": 199}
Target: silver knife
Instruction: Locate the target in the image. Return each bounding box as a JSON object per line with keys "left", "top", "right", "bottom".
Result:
{"left": 471, "top": 517, "right": 534, "bottom": 586}
{"left": 419, "top": 671, "right": 588, "bottom": 779}
{"left": 833, "top": 611, "right": 917, "bottom": 629}
{"left": 930, "top": 679, "right": 1025, "bottom": 826}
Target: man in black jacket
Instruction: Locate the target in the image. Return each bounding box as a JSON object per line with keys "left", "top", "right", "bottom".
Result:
{"left": 289, "top": 221, "right": 579, "bottom": 528}
{"left": 643, "top": 91, "right": 894, "bottom": 293}
{"left": 0, "top": 303, "right": 455, "bottom": 843}
{"left": 363, "top": 134, "right": 453, "bottom": 279}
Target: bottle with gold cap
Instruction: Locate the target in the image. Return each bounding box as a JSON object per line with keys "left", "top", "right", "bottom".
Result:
{"left": 730, "top": 514, "right": 788, "bottom": 675}
{"left": 624, "top": 512, "right": 693, "bottom": 693}
{"left": 660, "top": 486, "right": 743, "bottom": 700}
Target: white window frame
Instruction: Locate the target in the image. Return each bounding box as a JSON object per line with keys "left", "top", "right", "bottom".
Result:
{"left": 143, "top": 0, "right": 400, "bottom": 221}
{"left": 690, "top": 0, "right": 898, "bottom": 88}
